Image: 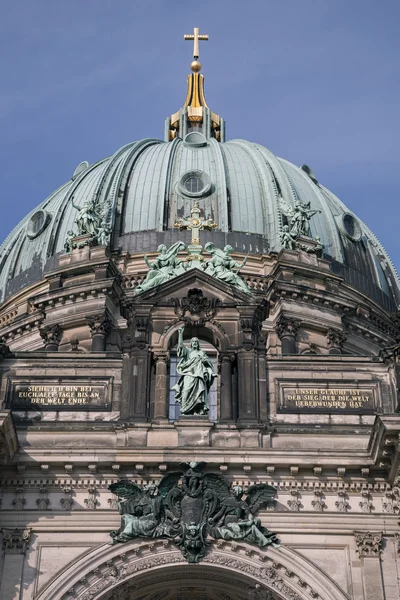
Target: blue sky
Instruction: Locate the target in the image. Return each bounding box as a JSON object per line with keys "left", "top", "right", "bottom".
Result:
{"left": 1, "top": 0, "right": 399, "bottom": 268}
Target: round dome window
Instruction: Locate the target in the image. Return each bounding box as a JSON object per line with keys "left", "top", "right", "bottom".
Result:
{"left": 26, "top": 210, "right": 51, "bottom": 240}
{"left": 179, "top": 170, "right": 211, "bottom": 198}
{"left": 339, "top": 212, "right": 362, "bottom": 242}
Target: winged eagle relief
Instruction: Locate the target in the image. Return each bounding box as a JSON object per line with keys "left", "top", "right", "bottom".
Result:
{"left": 109, "top": 462, "right": 280, "bottom": 563}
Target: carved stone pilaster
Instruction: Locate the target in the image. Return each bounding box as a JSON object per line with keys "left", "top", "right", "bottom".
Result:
{"left": 153, "top": 351, "right": 170, "bottom": 420}
{"left": 40, "top": 324, "right": 63, "bottom": 351}
{"left": 275, "top": 316, "right": 300, "bottom": 355}
{"left": 218, "top": 352, "right": 236, "bottom": 421}
{"left": 86, "top": 314, "right": 111, "bottom": 352}
{"left": 134, "top": 316, "right": 152, "bottom": 350}
{"left": 326, "top": 327, "right": 347, "bottom": 354}
{"left": 2, "top": 528, "right": 31, "bottom": 555}
{"left": 240, "top": 319, "right": 254, "bottom": 349}
{"left": 354, "top": 531, "right": 383, "bottom": 557}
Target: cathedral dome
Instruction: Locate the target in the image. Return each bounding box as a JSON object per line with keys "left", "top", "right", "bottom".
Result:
{"left": 0, "top": 135, "right": 398, "bottom": 310}
{"left": 0, "top": 37, "right": 398, "bottom": 312}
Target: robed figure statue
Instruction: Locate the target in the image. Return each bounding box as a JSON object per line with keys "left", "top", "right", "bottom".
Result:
{"left": 172, "top": 328, "right": 216, "bottom": 416}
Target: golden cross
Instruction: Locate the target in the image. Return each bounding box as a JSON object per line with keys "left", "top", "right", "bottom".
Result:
{"left": 184, "top": 27, "right": 209, "bottom": 59}
{"left": 174, "top": 201, "right": 217, "bottom": 246}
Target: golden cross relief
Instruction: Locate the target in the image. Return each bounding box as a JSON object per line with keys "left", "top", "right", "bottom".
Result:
{"left": 184, "top": 27, "right": 209, "bottom": 59}
{"left": 174, "top": 201, "right": 217, "bottom": 246}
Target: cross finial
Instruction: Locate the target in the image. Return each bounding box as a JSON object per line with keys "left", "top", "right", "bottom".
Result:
{"left": 184, "top": 27, "right": 209, "bottom": 60}
{"left": 174, "top": 201, "right": 217, "bottom": 261}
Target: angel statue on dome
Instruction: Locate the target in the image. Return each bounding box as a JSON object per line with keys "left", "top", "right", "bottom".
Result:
{"left": 134, "top": 241, "right": 187, "bottom": 294}
{"left": 71, "top": 196, "right": 101, "bottom": 237}
{"left": 172, "top": 327, "right": 216, "bottom": 416}
{"left": 203, "top": 243, "right": 251, "bottom": 294}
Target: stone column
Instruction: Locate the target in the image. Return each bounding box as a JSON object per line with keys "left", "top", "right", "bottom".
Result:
{"left": 0, "top": 528, "right": 31, "bottom": 599}
{"left": 354, "top": 531, "right": 384, "bottom": 600}
{"left": 153, "top": 352, "right": 169, "bottom": 420}
{"left": 86, "top": 314, "right": 111, "bottom": 352}
{"left": 275, "top": 316, "right": 300, "bottom": 355}
{"left": 327, "top": 328, "right": 347, "bottom": 355}
{"left": 39, "top": 324, "right": 63, "bottom": 351}
{"left": 218, "top": 352, "right": 234, "bottom": 421}
{"left": 237, "top": 349, "right": 257, "bottom": 421}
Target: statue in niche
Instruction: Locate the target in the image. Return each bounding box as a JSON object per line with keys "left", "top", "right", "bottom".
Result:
{"left": 109, "top": 462, "right": 280, "bottom": 564}
{"left": 134, "top": 241, "right": 187, "bottom": 295}
{"left": 288, "top": 200, "right": 321, "bottom": 237}
{"left": 203, "top": 243, "right": 251, "bottom": 294}
{"left": 172, "top": 327, "right": 216, "bottom": 416}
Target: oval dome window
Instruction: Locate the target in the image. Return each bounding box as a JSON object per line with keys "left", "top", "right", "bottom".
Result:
{"left": 26, "top": 209, "right": 51, "bottom": 240}
{"left": 179, "top": 170, "right": 211, "bottom": 198}
{"left": 339, "top": 212, "right": 362, "bottom": 242}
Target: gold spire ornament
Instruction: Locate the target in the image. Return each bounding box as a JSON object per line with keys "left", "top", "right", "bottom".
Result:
{"left": 174, "top": 201, "right": 217, "bottom": 261}
{"left": 168, "top": 27, "right": 223, "bottom": 142}
{"left": 184, "top": 27, "right": 209, "bottom": 72}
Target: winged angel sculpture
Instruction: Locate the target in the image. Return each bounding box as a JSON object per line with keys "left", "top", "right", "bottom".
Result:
{"left": 109, "top": 462, "right": 280, "bottom": 563}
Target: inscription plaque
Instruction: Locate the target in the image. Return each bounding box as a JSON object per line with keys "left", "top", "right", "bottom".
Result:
{"left": 280, "top": 386, "right": 375, "bottom": 413}
{"left": 8, "top": 382, "right": 109, "bottom": 410}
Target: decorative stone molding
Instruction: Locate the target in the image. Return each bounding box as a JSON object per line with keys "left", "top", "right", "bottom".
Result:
{"left": 108, "top": 494, "right": 119, "bottom": 510}
{"left": 39, "top": 324, "right": 63, "bottom": 351}
{"left": 2, "top": 528, "right": 31, "bottom": 554}
{"left": 133, "top": 315, "right": 152, "bottom": 349}
{"left": 172, "top": 288, "right": 220, "bottom": 326}
{"left": 86, "top": 314, "right": 111, "bottom": 337}
{"left": 12, "top": 487, "right": 26, "bottom": 510}
{"left": 354, "top": 531, "right": 383, "bottom": 557}
{"left": 274, "top": 316, "right": 300, "bottom": 340}
{"left": 36, "top": 486, "right": 50, "bottom": 510}
{"left": 33, "top": 537, "right": 353, "bottom": 600}
{"left": 359, "top": 491, "right": 373, "bottom": 513}
{"left": 395, "top": 533, "right": 400, "bottom": 555}
{"left": 326, "top": 328, "right": 347, "bottom": 349}
{"left": 311, "top": 491, "right": 326, "bottom": 512}
{"left": 60, "top": 486, "right": 74, "bottom": 511}
{"left": 84, "top": 486, "right": 99, "bottom": 510}
{"left": 217, "top": 351, "right": 235, "bottom": 374}
{"left": 287, "top": 489, "right": 302, "bottom": 512}
{"left": 335, "top": 491, "right": 350, "bottom": 513}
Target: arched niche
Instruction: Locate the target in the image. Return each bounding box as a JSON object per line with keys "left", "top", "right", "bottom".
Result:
{"left": 35, "top": 539, "right": 349, "bottom": 600}
{"left": 160, "top": 320, "right": 229, "bottom": 353}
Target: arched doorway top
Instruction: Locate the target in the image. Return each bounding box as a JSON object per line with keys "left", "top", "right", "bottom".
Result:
{"left": 36, "top": 539, "right": 349, "bottom": 600}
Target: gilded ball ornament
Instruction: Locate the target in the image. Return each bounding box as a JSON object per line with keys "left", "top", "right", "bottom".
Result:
{"left": 190, "top": 60, "right": 202, "bottom": 73}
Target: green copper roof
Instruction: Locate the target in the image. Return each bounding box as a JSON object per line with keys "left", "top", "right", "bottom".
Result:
{"left": 0, "top": 136, "right": 398, "bottom": 307}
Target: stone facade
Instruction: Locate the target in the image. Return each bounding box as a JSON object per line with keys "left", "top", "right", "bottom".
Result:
{"left": 0, "top": 240, "right": 399, "bottom": 600}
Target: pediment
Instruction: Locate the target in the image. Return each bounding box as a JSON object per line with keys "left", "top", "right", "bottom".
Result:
{"left": 130, "top": 267, "right": 257, "bottom": 306}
